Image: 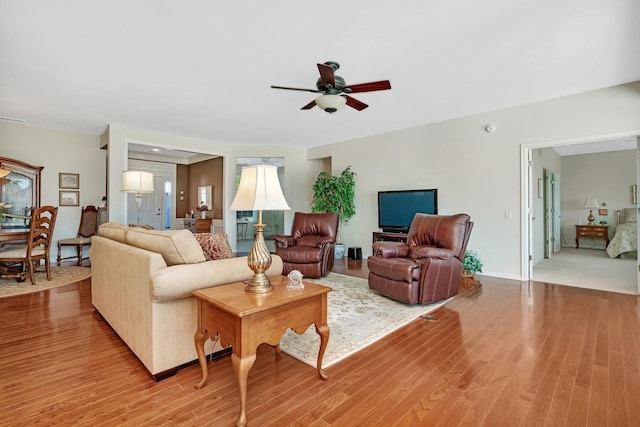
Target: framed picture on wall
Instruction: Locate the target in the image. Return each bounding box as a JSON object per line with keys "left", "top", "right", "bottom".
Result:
{"left": 59, "top": 173, "right": 79, "bottom": 189}
{"left": 59, "top": 190, "right": 79, "bottom": 206}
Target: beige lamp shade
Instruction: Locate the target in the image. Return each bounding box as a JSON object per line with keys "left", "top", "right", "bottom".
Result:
{"left": 122, "top": 171, "right": 154, "bottom": 193}
{"left": 583, "top": 197, "right": 599, "bottom": 209}
{"left": 230, "top": 165, "right": 290, "bottom": 211}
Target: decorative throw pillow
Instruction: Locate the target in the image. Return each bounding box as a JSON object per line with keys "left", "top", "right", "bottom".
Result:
{"left": 194, "top": 232, "right": 233, "bottom": 260}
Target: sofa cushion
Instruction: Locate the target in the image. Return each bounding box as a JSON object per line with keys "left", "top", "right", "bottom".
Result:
{"left": 98, "top": 222, "right": 129, "bottom": 243}
{"left": 126, "top": 228, "right": 206, "bottom": 265}
{"left": 193, "top": 233, "right": 233, "bottom": 260}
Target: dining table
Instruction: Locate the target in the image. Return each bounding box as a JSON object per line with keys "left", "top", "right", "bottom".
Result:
{"left": 0, "top": 227, "right": 29, "bottom": 280}
{"left": 0, "top": 227, "right": 29, "bottom": 245}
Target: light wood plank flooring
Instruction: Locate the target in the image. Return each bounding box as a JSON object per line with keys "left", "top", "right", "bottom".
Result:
{"left": 1, "top": 260, "right": 640, "bottom": 426}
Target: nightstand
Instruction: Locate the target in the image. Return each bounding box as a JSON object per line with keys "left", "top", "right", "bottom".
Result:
{"left": 575, "top": 225, "right": 609, "bottom": 248}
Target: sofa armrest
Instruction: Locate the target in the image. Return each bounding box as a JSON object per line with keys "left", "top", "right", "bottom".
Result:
{"left": 372, "top": 241, "right": 410, "bottom": 258}
{"left": 152, "top": 255, "right": 284, "bottom": 302}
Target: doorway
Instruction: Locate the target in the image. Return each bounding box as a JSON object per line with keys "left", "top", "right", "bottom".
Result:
{"left": 522, "top": 135, "right": 640, "bottom": 294}
{"left": 234, "top": 157, "right": 286, "bottom": 253}
{"left": 126, "top": 159, "right": 175, "bottom": 229}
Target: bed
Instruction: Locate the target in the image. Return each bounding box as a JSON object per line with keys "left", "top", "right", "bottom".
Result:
{"left": 606, "top": 208, "right": 638, "bottom": 258}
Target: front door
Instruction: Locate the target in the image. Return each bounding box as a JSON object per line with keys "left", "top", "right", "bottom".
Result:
{"left": 127, "top": 175, "right": 170, "bottom": 230}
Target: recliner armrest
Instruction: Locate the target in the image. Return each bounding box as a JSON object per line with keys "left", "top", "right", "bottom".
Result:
{"left": 372, "top": 241, "right": 410, "bottom": 258}
{"left": 412, "top": 245, "right": 455, "bottom": 260}
{"left": 273, "top": 235, "right": 295, "bottom": 248}
{"left": 315, "top": 236, "right": 335, "bottom": 247}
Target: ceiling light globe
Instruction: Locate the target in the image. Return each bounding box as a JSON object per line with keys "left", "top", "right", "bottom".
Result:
{"left": 315, "top": 95, "right": 346, "bottom": 114}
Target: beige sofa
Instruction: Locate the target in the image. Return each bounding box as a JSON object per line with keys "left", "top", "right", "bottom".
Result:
{"left": 89, "top": 223, "right": 283, "bottom": 380}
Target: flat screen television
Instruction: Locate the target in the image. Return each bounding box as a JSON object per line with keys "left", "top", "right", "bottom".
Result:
{"left": 378, "top": 189, "right": 438, "bottom": 233}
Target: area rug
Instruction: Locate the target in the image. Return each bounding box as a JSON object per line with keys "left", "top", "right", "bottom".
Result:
{"left": 279, "top": 272, "right": 449, "bottom": 369}
{"left": 0, "top": 266, "right": 91, "bottom": 298}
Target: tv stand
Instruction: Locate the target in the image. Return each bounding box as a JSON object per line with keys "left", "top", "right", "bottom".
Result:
{"left": 372, "top": 231, "right": 408, "bottom": 243}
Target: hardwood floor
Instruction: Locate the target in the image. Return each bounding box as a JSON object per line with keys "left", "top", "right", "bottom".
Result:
{"left": 2, "top": 260, "right": 640, "bottom": 426}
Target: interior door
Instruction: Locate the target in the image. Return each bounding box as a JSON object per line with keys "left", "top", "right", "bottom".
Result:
{"left": 637, "top": 138, "right": 640, "bottom": 294}
{"left": 128, "top": 176, "right": 168, "bottom": 229}
{"left": 552, "top": 172, "right": 561, "bottom": 253}
{"left": 543, "top": 168, "right": 551, "bottom": 259}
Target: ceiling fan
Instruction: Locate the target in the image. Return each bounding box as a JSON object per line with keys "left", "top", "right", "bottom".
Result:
{"left": 271, "top": 61, "right": 391, "bottom": 113}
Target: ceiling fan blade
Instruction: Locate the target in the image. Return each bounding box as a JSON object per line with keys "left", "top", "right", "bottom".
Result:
{"left": 271, "top": 85, "right": 321, "bottom": 93}
{"left": 317, "top": 63, "right": 335, "bottom": 87}
{"left": 301, "top": 100, "right": 316, "bottom": 110}
{"left": 345, "top": 80, "right": 391, "bottom": 93}
{"left": 345, "top": 95, "right": 368, "bottom": 111}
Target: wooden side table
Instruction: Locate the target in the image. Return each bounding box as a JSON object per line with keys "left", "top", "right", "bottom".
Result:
{"left": 193, "top": 275, "right": 331, "bottom": 427}
{"left": 575, "top": 225, "right": 609, "bottom": 248}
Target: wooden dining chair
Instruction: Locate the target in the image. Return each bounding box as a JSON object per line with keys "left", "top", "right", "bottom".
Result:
{"left": 56, "top": 205, "right": 99, "bottom": 266}
{"left": 0, "top": 205, "right": 58, "bottom": 284}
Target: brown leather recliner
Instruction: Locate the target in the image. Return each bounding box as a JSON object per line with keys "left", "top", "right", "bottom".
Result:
{"left": 367, "top": 213, "right": 473, "bottom": 304}
{"left": 273, "top": 212, "right": 339, "bottom": 278}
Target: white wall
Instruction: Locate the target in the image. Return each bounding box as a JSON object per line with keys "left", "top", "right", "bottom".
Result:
{"left": 561, "top": 150, "right": 636, "bottom": 249}
{"left": 102, "top": 124, "right": 316, "bottom": 249}
{"left": 308, "top": 81, "right": 640, "bottom": 280}
{"left": 5, "top": 81, "right": 640, "bottom": 278}
{"left": 0, "top": 122, "right": 106, "bottom": 260}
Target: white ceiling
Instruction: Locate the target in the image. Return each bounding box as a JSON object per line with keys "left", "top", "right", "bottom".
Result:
{"left": 1, "top": 1, "right": 639, "bottom": 149}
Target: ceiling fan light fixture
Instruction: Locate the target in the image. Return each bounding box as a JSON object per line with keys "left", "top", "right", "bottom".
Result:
{"left": 315, "top": 94, "right": 346, "bottom": 114}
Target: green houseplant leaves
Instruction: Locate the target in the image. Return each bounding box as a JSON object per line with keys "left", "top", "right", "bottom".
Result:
{"left": 462, "top": 250, "right": 483, "bottom": 275}
{"left": 311, "top": 166, "right": 356, "bottom": 244}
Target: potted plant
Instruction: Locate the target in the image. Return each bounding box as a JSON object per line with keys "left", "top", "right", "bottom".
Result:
{"left": 462, "top": 250, "right": 483, "bottom": 277}
{"left": 311, "top": 166, "right": 356, "bottom": 259}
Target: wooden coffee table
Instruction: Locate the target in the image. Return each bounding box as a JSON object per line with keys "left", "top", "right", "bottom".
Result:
{"left": 193, "top": 275, "right": 331, "bottom": 427}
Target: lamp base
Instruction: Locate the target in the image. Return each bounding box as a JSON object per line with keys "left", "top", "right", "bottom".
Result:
{"left": 245, "top": 273, "right": 274, "bottom": 293}
{"left": 587, "top": 209, "right": 595, "bottom": 226}
{"left": 245, "top": 224, "right": 273, "bottom": 293}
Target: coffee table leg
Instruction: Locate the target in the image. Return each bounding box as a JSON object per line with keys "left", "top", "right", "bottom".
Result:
{"left": 194, "top": 330, "right": 209, "bottom": 389}
{"left": 232, "top": 352, "right": 257, "bottom": 427}
{"left": 315, "top": 324, "right": 330, "bottom": 380}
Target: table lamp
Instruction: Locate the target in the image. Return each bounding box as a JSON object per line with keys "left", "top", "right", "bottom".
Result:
{"left": 0, "top": 162, "right": 11, "bottom": 178}
{"left": 583, "top": 197, "right": 599, "bottom": 226}
{"left": 231, "top": 165, "right": 290, "bottom": 293}
{"left": 122, "top": 171, "right": 154, "bottom": 225}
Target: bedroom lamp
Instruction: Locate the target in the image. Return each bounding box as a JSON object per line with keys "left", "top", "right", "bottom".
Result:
{"left": 231, "top": 165, "right": 290, "bottom": 293}
{"left": 122, "top": 171, "right": 154, "bottom": 225}
{"left": 583, "top": 197, "right": 599, "bottom": 226}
